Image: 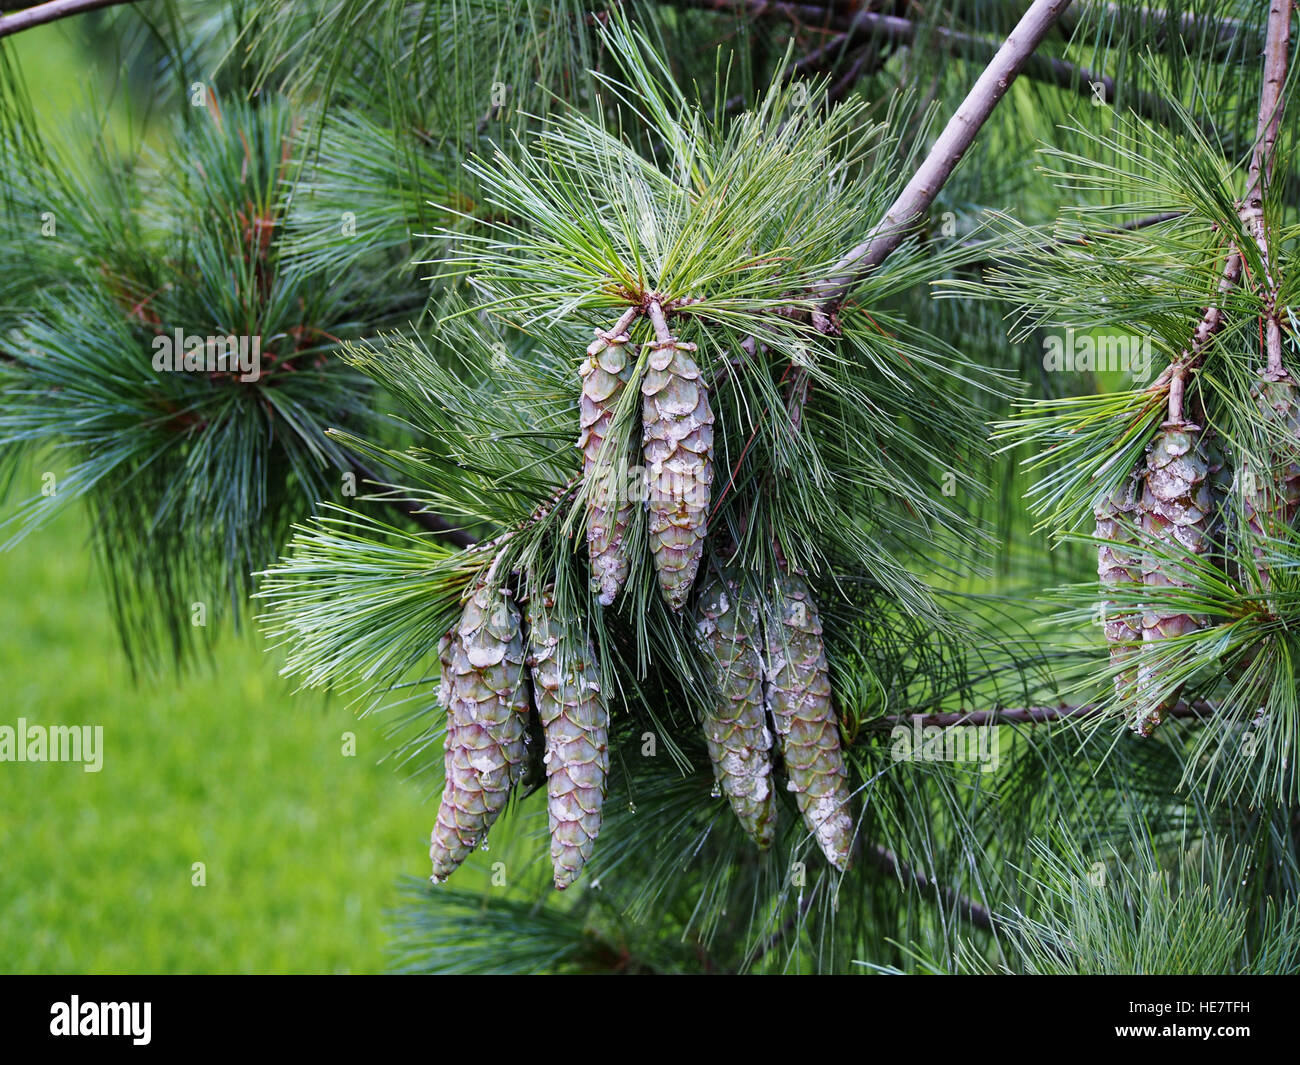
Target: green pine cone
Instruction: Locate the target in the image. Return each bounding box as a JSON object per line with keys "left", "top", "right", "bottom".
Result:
{"left": 641, "top": 336, "right": 714, "bottom": 611}
{"left": 580, "top": 324, "right": 635, "bottom": 606}
{"left": 1136, "top": 422, "right": 1218, "bottom": 736}
{"left": 1236, "top": 370, "right": 1300, "bottom": 591}
{"left": 1095, "top": 469, "right": 1143, "bottom": 702}
{"left": 429, "top": 580, "right": 531, "bottom": 882}
{"left": 526, "top": 592, "right": 610, "bottom": 889}
{"left": 694, "top": 571, "right": 777, "bottom": 849}
{"left": 764, "top": 573, "right": 853, "bottom": 871}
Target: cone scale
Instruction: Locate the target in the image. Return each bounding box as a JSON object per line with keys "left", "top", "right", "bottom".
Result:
{"left": 581, "top": 307, "right": 639, "bottom": 607}
{"left": 526, "top": 591, "right": 610, "bottom": 889}
{"left": 430, "top": 580, "right": 532, "bottom": 882}
{"left": 764, "top": 572, "right": 854, "bottom": 870}
{"left": 695, "top": 570, "right": 777, "bottom": 848}
{"left": 642, "top": 300, "right": 714, "bottom": 611}
{"left": 1135, "top": 420, "right": 1219, "bottom": 736}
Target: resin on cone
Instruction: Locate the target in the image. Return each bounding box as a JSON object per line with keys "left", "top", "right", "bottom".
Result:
{"left": 695, "top": 570, "right": 777, "bottom": 848}
{"left": 764, "top": 572, "right": 853, "bottom": 870}
{"left": 527, "top": 592, "right": 610, "bottom": 889}
{"left": 581, "top": 323, "right": 635, "bottom": 606}
{"left": 429, "top": 580, "right": 532, "bottom": 882}
{"left": 641, "top": 334, "right": 714, "bottom": 611}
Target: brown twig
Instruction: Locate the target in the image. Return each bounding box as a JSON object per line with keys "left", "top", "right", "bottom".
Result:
{"left": 815, "top": 0, "right": 1077, "bottom": 311}
{"left": 0, "top": 0, "right": 138, "bottom": 39}
{"left": 825, "top": 44, "right": 880, "bottom": 107}
{"left": 1151, "top": 0, "right": 1292, "bottom": 417}
{"left": 673, "top": 0, "right": 1216, "bottom": 146}
{"left": 1242, "top": 0, "right": 1292, "bottom": 378}
{"left": 665, "top": 0, "right": 840, "bottom": 27}
{"left": 833, "top": 9, "right": 1177, "bottom": 129}
{"left": 646, "top": 297, "right": 675, "bottom": 346}
{"left": 722, "top": 20, "right": 885, "bottom": 115}
{"left": 877, "top": 699, "right": 1214, "bottom": 730}
{"left": 1152, "top": 247, "right": 1244, "bottom": 424}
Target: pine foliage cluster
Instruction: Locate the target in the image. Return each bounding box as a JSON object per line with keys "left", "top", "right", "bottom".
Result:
{"left": 2, "top": 0, "right": 1298, "bottom": 972}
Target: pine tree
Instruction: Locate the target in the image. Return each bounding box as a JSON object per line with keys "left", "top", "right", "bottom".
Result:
{"left": 3, "top": 0, "right": 1300, "bottom": 974}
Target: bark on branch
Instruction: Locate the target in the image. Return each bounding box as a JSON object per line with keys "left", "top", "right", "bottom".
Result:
{"left": 1153, "top": 0, "right": 1291, "bottom": 418}
{"left": 878, "top": 699, "right": 1214, "bottom": 730}
{"left": 0, "top": 0, "right": 138, "bottom": 39}
{"left": 814, "top": 0, "right": 1076, "bottom": 310}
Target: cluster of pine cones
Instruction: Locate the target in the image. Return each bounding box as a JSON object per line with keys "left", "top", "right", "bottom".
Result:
{"left": 432, "top": 579, "right": 607, "bottom": 889}
{"left": 1096, "top": 367, "right": 1300, "bottom": 735}
{"left": 430, "top": 300, "right": 856, "bottom": 889}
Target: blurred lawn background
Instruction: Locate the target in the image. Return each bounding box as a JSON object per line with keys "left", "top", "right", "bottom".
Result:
{"left": 0, "top": 481, "right": 439, "bottom": 974}
{"left": 0, "top": 23, "right": 443, "bottom": 975}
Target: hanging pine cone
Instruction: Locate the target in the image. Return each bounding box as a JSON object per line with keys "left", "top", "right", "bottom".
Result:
{"left": 764, "top": 572, "right": 854, "bottom": 870}
{"left": 526, "top": 592, "right": 610, "bottom": 889}
{"left": 429, "top": 579, "right": 532, "bottom": 882}
{"left": 581, "top": 317, "right": 636, "bottom": 606}
{"left": 1236, "top": 369, "right": 1300, "bottom": 592}
{"left": 1136, "top": 420, "right": 1219, "bottom": 736}
{"left": 695, "top": 571, "right": 777, "bottom": 849}
{"left": 1095, "top": 468, "right": 1143, "bottom": 703}
{"left": 642, "top": 305, "right": 714, "bottom": 611}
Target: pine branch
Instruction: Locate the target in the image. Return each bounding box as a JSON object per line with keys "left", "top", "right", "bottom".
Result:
{"left": 0, "top": 0, "right": 139, "bottom": 39}
{"left": 1073, "top": 2, "right": 1253, "bottom": 50}
{"left": 663, "top": 0, "right": 839, "bottom": 26}
{"left": 677, "top": 0, "right": 1183, "bottom": 132}
{"left": 1152, "top": 245, "right": 1244, "bottom": 423}
{"left": 722, "top": 13, "right": 893, "bottom": 114}
{"left": 1242, "top": 0, "right": 1291, "bottom": 376}
{"left": 817, "top": 9, "right": 1176, "bottom": 127}
{"left": 815, "top": 0, "right": 1076, "bottom": 309}
{"left": 749, "top": 840, "right": 997, "bottom": 960}
{"left": 879, "top": 699, "right": 1215, "bottom": 730}
{"left": 1248, "top": 0, "right": 1292, "bottom": 203}
{"left": 1154, "top": 0, "right": 1291, "bottom": 417}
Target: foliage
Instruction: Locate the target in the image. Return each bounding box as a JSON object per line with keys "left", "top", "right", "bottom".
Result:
{"left": 2, "top": 0, "right": 1299, "bottom": 974}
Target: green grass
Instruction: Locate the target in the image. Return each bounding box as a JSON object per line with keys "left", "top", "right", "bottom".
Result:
{"left": 0, "top": 501, "right": 437, "bottom": 973}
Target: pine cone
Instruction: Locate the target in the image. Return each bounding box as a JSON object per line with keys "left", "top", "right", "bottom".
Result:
{"left": 1236, "top": 370, "right": 1300, "bottom": 591}
{"left": 581, "top": 324, "right": 635, "bottom": 606}
{"left": 1095, "top": 469, "right": 1142, "bottom": 702}
{"left": 641, "top": 335, "right": 714, "bottom": 611}
{"left": 526, "top": 593, "right": 609, "bottom": 889}
{"left": 1136, "top": 422, "right": 1219, "bottom": 736}
{"left": 429, "top": 581, "right": 531, "bottom": 882}
{"left": 764, "top": 573, "right": 853, "bottom": 870}
{"left": 695, "top": 571, "right": 777, "bottom": 848}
